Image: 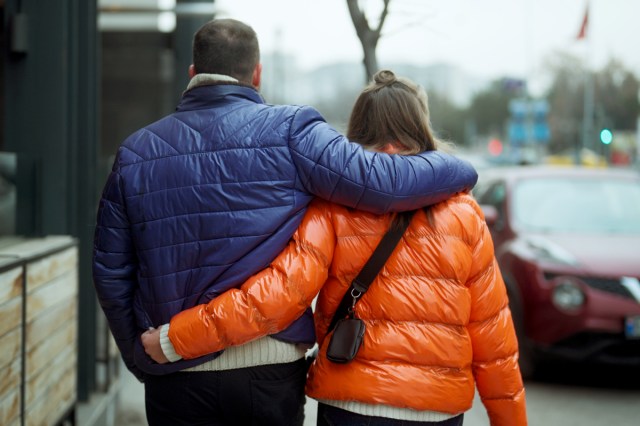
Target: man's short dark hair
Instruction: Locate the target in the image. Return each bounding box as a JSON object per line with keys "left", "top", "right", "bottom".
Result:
{"left": 192, "top": 19, "right": 260, "bottom": 84}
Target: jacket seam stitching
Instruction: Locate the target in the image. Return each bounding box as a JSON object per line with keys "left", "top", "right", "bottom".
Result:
{"left": 468, "top": 301, "right": 509, "bottom": 325}
{"left": 126, "top": 203, "right": 291, "bottom": 226}
{"left": 118, "top": 145, "right": 289, "bottom": 168}
{"left": 124, "top": 178, "right": 293, "bottom": 200}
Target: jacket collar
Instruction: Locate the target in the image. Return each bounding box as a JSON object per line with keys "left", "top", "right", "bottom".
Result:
{"left": 186, "top": 73, "right": 239, "bottom": 90}
{"left": 177, "top": 74, "right": 264, "bottom": 112}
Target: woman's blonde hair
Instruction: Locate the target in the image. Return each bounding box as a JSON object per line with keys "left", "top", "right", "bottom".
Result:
{"left": 347, "top": 70, "right": 443, "bottom": 154}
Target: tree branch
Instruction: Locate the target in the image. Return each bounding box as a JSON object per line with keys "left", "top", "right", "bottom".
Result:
{"left": 375, "top": 0, "right": 391, "bottom": 36}
{"left": 347, "top": 0, "right": 370, "bottom": 38}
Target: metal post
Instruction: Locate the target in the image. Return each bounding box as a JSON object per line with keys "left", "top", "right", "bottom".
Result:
{"left": 71, "top": 0, "right": 99, "bottom": 402}
{"left": 577, "top": 0, "right": 594, "bottom": 166}
{"left": 580, "top": 69, "right": 595, "bottom": 165}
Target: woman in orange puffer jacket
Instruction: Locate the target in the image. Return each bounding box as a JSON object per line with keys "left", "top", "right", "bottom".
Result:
{"left": 143, "top": 70, "right": 527, "bottom": 426}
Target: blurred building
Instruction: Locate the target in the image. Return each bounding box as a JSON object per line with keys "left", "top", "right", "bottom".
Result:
{"left": 1, "top": 1, "right": 214, "bottom": 425}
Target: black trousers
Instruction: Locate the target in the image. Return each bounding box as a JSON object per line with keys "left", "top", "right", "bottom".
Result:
{"left": 144, "top": 359, "right": 307, "bottom": 426}
{"left": 317, "top": 403, "right": 464, "bottom": 426}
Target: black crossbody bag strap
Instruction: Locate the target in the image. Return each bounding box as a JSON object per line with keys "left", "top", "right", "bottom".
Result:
{"left": 327, "top": 210, "right": 416, "bottom": 333}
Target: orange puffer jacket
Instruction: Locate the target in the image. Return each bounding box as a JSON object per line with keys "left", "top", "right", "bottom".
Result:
{"left": 167, "top": 195, "right": 526, "bottom": 425}
{"left": 306, "top": 195, "right": 526, "bottom": 425}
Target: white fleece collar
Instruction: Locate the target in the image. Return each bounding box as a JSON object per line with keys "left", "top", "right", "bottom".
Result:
{"left": 186, "top": 73, "right": 239, "bottom": 91}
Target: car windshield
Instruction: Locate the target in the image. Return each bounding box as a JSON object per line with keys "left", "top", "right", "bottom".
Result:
{"left": 512, "top": 176, "right": 640, "bottom": 234}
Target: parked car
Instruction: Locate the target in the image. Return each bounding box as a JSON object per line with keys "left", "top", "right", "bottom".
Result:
{"left": 473, "top": 165, "right": 640, "bottom": 377}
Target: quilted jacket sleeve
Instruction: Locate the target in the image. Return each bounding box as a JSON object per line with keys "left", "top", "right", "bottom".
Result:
{"left": 288, "top": 106, "right": 478, "bottom": 214}
{"left": 168, "top": 201, "right": 336, "bottom": 359}
{"left": 466, "top": 202, "right": 528, "bottom": 425}
{"left": 92, "top": 165, "right": 143, "bottom": 381}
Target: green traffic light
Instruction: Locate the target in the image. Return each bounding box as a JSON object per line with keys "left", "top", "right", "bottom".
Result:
{"left": 600, "top": 128, "right": 613, "bottom": 145}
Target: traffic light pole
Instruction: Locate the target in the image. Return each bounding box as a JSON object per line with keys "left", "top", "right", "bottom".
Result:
{"left": 578, "top": 5, "right": 594, "bottom": 167}
{"left": 579, "top": 69, "right": 595, "bottom": 165}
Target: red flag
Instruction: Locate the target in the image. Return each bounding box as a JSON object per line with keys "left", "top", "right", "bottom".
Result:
{"left": 577, "top": 6, "right": 589, "bottom": 40}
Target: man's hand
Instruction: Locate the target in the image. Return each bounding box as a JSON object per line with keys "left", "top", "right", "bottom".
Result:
{"left": 141, "top": 327, "right": 170, "bottom": 364}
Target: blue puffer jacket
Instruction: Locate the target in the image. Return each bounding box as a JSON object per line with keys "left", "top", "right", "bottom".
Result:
{"left": 93, "top": 82, "right": 477, "bottom": 379}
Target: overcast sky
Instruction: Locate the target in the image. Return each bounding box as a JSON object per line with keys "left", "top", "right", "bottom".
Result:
{"left": 214, "top": 0, "right": 640, "bottom": 92}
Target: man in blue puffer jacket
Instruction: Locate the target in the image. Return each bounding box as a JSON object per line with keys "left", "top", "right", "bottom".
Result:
{"left": 93, "top": 18, "right": 477, "bottom": 426}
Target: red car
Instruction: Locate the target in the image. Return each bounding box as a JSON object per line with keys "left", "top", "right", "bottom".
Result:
{"left": 474, "top": 165, "right": 640, "bottom": 377}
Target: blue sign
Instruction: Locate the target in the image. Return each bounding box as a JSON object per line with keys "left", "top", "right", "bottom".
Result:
{"left": 508, "top": 99, "right": 550, "bottom": 144}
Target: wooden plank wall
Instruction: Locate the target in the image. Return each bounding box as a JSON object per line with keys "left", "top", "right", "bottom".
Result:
{"left": 0, "top": 266, "right": 23, "bottom": 426}
{"left": 0, "top": 237, "right": 79, "bottom": 426}
{"left": 24, "top": 246, "right": 79, "bottom": 426}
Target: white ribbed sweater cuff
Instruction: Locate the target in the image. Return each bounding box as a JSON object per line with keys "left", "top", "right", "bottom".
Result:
{"left": 159, "top": 324, "right": 183, "bottom": 362}
{"left": 184, "top": 337, "right": 308, "bottom": 372}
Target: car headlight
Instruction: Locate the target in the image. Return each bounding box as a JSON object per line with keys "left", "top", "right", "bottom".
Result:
{"left": 552, "top": 280, "right": 585, "bottom": 312}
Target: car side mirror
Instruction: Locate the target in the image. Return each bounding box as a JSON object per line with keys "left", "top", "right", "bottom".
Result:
{"left": 480, "top": 205, "right": 499, "bottom": 226}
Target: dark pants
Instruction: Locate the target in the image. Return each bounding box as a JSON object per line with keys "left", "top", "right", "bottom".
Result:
{"left": 144, "top": 359, "right": 307, "bottom": 426}
{"left": 317, "top": 403, "right": 464, "bottom": 426}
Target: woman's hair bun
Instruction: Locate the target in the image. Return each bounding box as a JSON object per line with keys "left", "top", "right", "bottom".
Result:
{"left": 373, "top": 70, "right": 397, "bottom": 85}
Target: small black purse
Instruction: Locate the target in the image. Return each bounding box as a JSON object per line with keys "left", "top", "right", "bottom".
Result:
{"left": 326, "top": 317, "right": 367, "bottom": 363}
{"left": 325, "top": 211, "right": 415, "bottom": 364}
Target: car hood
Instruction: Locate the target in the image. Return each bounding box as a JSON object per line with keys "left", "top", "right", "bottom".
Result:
{"left": 523, "top": 233, "right": 640, "bottom": 277}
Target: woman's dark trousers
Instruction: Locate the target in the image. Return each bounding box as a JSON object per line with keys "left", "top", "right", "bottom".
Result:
{"left": 317, "top": 403, "right": 464, "bottom": 426}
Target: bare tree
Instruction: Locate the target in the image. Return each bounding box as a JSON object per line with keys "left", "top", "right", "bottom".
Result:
{"left": 346, "top": 0, "right": 391, "bottom": 82}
